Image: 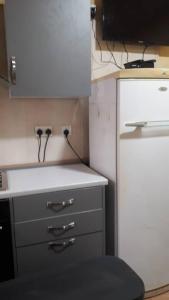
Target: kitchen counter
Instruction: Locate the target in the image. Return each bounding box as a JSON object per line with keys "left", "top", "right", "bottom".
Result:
{"left": 0, "top": 164, "right": 108, "bottom": 199}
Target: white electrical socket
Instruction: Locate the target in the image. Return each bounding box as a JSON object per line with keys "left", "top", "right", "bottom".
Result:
{"left": 35, "top": 126, "right": 53, "bottom": 137}
{"left": 61, "top": 126, "right": 72, "bottom": 136}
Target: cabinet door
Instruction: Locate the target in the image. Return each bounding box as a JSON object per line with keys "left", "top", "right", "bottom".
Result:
{"left": 0, "top": 5, "right": 8, "bottom": 81}
{"left": 5, "top": 0, "right": 91, "bottom": 98}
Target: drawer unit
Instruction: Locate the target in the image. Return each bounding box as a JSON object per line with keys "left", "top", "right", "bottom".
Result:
{"left": 17, "top": 232, "right": 103, "bottom": 274}
{"left": 15, "top": 210, "right": 103, "bottom": 247}
{"left": 13, "top": 187, "right": 103, "bottom": 222}
{"left": 12, "top": 185, "right": 105, "bottom": 276}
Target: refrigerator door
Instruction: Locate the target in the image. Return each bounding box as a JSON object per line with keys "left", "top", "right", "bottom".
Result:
{"left": 118, "top": 79, "right": 169, "bottom": 291}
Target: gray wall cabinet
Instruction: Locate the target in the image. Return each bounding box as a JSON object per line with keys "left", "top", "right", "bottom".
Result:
{"left": 4, "top": 0, "right": 91, "bottom": 98}
{"left": 12, "top": 186, "right": 105, "bottom": 276}
{"left": 0, "top": 5, "right": 8, "bottom": 81}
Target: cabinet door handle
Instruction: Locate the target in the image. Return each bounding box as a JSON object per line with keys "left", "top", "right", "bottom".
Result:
{"left": 48, "top": 238, "right": 75, "bottom": 252}
{"left": 46, "top": 198, "right": 74, "bottom": 209}
{"left": 10, "top": 56, "right": 16, "bottom": 85}
{"left": 48, "top": 222, "right": 75, "bottom": 232}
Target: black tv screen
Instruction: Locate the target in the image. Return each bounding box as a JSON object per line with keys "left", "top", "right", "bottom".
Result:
{"left": 103, "top": 0, "right": 169, "bottom": 45}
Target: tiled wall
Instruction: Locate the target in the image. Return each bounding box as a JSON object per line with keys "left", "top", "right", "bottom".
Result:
{"left": 0, "top": 81, "right": 89, "bottom": 167}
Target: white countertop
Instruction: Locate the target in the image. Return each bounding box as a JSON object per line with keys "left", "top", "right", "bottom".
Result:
{"left": 0, "top": 164, "right": 108, "bottom": 199}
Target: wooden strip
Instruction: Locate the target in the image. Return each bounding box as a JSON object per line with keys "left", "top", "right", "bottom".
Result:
{"left": 0, "top": 158, "right": 89, "bottom": 171}
{"left": 113, "top": 68, "right": 169, "bottom": 79}
{"left": 145, "top": 284, "right": 169, "bottom": 299}
{"left": 91, "top": 68, "right": 169, "bottom": 83}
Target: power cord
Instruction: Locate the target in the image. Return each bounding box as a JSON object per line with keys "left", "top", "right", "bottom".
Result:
{"left": 37, "top": 129, "right": 43, "bottom": 163}
{"left": 122, "top": 42, "right": 129, "bottom": 63}
{"left": 91, "top": 20, "right": 122, "bottom": 70}
{"left": 43, "top": 129, "right": 52, "bottom": 162}
{"left": 0, "top": 74, "right": 9, "bottom": 83}
{"left": 63, "top": 129, "right": 87, "bottom": 165}
{"left": 142, "top": 44, "right": 148, "bottom": 60}
{"left": 106, "top": 41, "right": 122, "bottom": 69}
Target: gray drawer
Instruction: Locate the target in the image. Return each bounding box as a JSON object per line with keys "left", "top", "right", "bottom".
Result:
{"left": 13, "top": 187, "right": 103, "bottom": 222}
{"left": 15, "top": 210, "right": 104, "bottom": 247}
{"left": 17, "top": 232, "right": 104, "bottom": 275}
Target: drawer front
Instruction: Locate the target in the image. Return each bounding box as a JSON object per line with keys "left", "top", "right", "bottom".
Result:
{"left": 17, "top": 232, "right": 104, "bottom": 274}
{"left": 15, "top": 210, "right": 104, "bottom": 247}
{"left": 13, "top": 187, "right": 103, "bottom": 222}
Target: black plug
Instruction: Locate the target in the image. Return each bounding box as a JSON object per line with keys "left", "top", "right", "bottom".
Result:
{"left": 37, "top": 128, "right": 43, "bottom": 137}
{"left": 37, "top": 129, "right": 43, "bottom": 163}
{"left": 43, "top": 128, "right": 52, "bottom": 163}
{"left": 45, "top": 128, "right": 52, "bottom": 136}
{"left": 63, "top": 129, "right": 69, "bottom": 138}
{"left": 91, "top": 5, "right": 96, "bottom": 20}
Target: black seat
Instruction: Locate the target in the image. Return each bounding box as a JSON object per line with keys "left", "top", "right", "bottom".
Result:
{"left": 0, "top": 256, "right": 144, "bottom": 300}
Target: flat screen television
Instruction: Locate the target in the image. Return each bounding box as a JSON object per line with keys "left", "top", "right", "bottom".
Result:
{"left": 103, "top": 0, "right": 169, "bottom": 45}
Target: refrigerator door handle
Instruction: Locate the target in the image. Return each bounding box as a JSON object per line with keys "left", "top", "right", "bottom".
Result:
{"left": 125, "top": 120, "right": 169, "bottom": 128}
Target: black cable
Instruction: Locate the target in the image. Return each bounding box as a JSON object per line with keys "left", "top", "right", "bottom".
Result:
{"left": 38, "top": 135, "right": 42, "bottom": 163}
{"left": 37, "top": 129, "right": 43, "bottom": 163}
{"left": 106, "top": 41, "right": 122, "bottom": 69}
{"left": 112, "top": 40, "right": 116, "bottom": 52}
{"left": 122, "top": 42, "right": 129, "bottom": 63}
{"left": 0, "top": 74, "right": 9, "bottom": 83}
{"left": 43, "top": 129, "right": 52, "bottom": 162}
{"left": 43, "top": 135, "right": 50, "bottom": 162}
{"left": 65, "top": 135, "right": 87, "bottom": 165}
{"left": 142, "top": 44, "right": 148, "bottom": 60}
{"left": 92, "top": 20, "right": 104, "bottom": 62}
{"left": 91, "top": 20, "right": 122, "bottom": 69}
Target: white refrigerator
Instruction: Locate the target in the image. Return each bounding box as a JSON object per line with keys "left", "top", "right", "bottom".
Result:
{"left": 89, "top": 73, "right": 169, "bottom": 294}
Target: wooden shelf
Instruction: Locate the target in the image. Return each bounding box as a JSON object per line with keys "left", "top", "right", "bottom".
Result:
{"left": 113, "top": 68, "right": 169, "bottom": 79}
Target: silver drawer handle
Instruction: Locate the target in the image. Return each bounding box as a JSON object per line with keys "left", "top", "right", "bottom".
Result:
{"left": 48, "top": 222, "right": 75, "bottom": 232}
{"left": 10, "top": 56, "right": 16, "bottom": 85}
{"left": 46, "top": 198, "right": 74, "bottom": 209}
{"left": 48, "top": 238, "right": 75, "bottom": 251}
